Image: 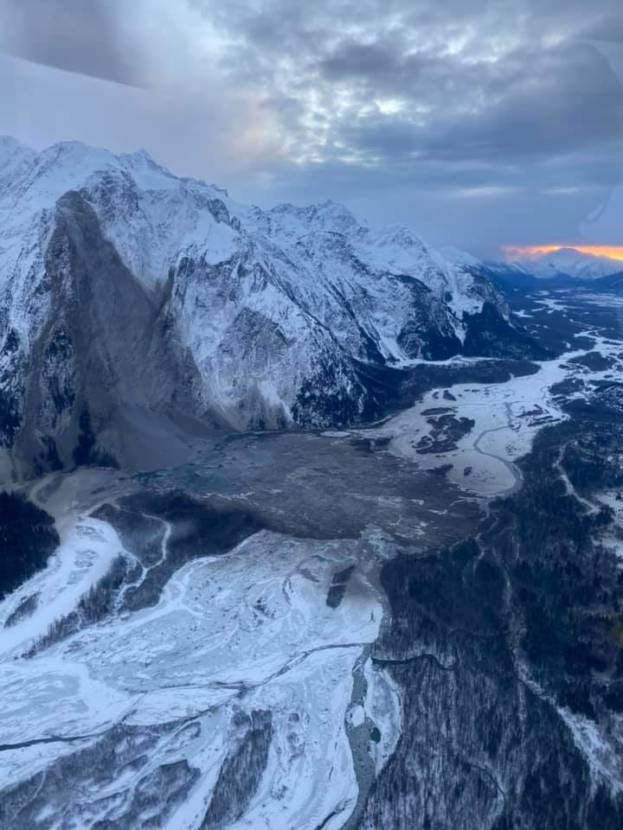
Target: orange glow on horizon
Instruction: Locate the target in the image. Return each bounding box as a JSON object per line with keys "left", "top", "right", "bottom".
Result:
{"left": 503, "top": 244, "right": 623, "bottom": 263}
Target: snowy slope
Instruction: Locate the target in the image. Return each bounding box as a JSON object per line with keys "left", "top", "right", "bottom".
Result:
{"left": 0, "top": 137, "right": 516, "bottom": 473}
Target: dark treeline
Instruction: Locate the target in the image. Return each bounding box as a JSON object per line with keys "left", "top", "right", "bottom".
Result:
{"left": 361, "top": 414, "right": 623, "bottom": 829}
{"left": 0, "top": 492, "right": 59, "bottom": 600}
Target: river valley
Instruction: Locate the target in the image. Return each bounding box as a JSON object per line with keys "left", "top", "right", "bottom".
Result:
{"left": 2, "top": 286, "right": 623, "bottom": 828}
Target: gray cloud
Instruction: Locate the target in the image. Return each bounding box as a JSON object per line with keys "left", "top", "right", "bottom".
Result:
{"left": 196, "top": 1, "right": 623, "bottom": 163}
{"left": 0, "top": 0, "right": 622, "bottom": 255}
{"left": 189, "top": 0, "right": 623, "bottom": 252}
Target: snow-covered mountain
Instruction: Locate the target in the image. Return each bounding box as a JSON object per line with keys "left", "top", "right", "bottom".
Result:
{"left": 444, "top": 244, "right": 623, "bottom": 283}
{"left": 438, "top": 245, "right": 483, "bottom": 270}
{"left": 0, "top": 136, "right": 523, "bottom": 474}
{"left": 498, "top": 247, "right": 623, "bottom": 280}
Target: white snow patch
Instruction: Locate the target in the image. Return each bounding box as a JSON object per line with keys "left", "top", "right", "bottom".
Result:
{"left": 0, "top": 491, "right": 386, "bottom": 828}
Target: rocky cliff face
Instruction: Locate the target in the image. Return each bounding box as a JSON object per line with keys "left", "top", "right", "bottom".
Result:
{"left": 0, "top": 137, "right": 521, "bottom": 475}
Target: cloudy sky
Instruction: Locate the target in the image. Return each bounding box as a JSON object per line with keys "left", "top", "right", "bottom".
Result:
{"left": 0, "top": 0, "right": 621, "bottom": 256}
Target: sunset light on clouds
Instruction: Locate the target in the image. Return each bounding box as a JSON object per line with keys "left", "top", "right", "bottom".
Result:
{"left": 503, "top": 245, "right": 623, "bottom": 263}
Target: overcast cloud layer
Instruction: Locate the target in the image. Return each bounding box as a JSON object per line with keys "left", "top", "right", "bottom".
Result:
{"left": 0, "top": 0, "right": 621, "bottom": 255}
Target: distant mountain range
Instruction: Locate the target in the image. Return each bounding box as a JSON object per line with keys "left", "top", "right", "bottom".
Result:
{"left": 486, "top": 247, "right": 623, "bottom": 282}
{"left": 509, "top": 247, "right": 623, "bottom": 280}
{"left": 0, "top": 137, "right": 538, "bottom": 475}
{"left": 438, "top": 245, "right": 623, "bottom": 295}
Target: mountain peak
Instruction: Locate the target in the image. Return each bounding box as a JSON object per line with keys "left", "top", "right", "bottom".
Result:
{"left": 261, "top": 198, "right": 363, "bottom": 241}
{"left": 121, "top": 147, "right": 156, "bottom": 165}
{"left": 438, "top": 245, "right": 482, "bottom": 269}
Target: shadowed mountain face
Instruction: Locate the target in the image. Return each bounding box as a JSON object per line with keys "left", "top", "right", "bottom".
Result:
{"left": 0, "top": 137, "right": 538, "bottom": 476}
{"left": 11, "top": 191, "right": 200, "bottom": 475}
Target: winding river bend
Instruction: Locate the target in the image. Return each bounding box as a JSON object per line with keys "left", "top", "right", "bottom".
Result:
{"left": 472, "top": 402, "right": 524, "bottom": 496}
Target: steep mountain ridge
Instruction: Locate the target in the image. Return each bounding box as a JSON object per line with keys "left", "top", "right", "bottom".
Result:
{"left": 0, "top": 137, "right": 525, "bottom": 476}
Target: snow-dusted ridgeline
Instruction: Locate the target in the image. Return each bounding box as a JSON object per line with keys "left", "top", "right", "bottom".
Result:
{"left": 0, "top": 136, "right": 520, "bottom": 475}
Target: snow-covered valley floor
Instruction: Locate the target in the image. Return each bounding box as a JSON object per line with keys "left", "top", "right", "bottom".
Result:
{"left": 345, "top": 325, "right": 623, "bottom": 498}
{"left": 0, "top": 471, "right": 402, "bottom": 829}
